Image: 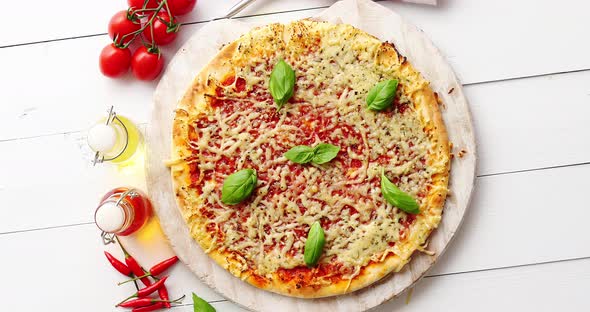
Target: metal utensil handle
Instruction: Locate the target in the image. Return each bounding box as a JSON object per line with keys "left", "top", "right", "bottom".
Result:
{"left": 225, "top": 0, "right": 257, "bottom": 19}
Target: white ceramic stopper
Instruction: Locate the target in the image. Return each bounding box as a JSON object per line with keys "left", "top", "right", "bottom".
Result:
{"left": 95, "top": 202, "right": 125, "bottom": 233}
{"left": 87, "top": 123, "right": 117, "bottom": 153}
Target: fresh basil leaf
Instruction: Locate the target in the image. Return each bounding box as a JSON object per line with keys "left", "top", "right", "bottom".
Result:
{"left": 311, "top": 143, "right": 340, "bottom": 164}
{"left": 193, "top": 292, "right": 216, "bottom": 312}
{"left": 284, "top": 143, "right": 340, "bottom": 165}
{"left": 269, "top": 59, "right": 296, "bottom": 110}
{"left": 366, "top": 79, "right": 399, "bottom": 111}
{"left": 380, "top": 171, "right": 420, "bottom": 214}
{"left": 221, "top": 169, "right": 257, "bottom": 205}
{"left": 285, "top": 145, "right": 315, "bottom": 164}
{"left": 304, "top": 221, "right": 325, "bottom": 267}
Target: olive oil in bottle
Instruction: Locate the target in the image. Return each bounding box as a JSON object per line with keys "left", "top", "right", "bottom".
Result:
{"left": 87, "top": 107, "right": 142, "bottom": 164}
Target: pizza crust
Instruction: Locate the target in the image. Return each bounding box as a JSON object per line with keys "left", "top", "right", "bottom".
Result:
{"left": 170, "top": 20, "right": 450, "bottom": 298}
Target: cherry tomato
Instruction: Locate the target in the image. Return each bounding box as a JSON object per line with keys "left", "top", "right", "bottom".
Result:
{"left": 108, "top": 10, "right": 140, "bottom": 45}
{"left": 143, "top": 12, "right": 179, "bottom": 46}
{"left": 167, "top": 0, "right": 197, "bottom": 16}
{"left": 131, "top": 46, "right": 164, "bottom": 81}
{"left": 99, "top": 44, "right": 132, "bottom": 78}
{"left": 128, "top": 0, "right": 158, "bottom": 10}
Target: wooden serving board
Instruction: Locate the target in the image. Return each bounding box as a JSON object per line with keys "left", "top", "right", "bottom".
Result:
{"left": 145, "top": 0, "right": 476, "bottom": 311}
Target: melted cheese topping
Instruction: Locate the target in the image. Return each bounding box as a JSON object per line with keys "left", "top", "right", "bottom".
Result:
{"left": 180, "top": 23, "right": 442, "bottom": 284}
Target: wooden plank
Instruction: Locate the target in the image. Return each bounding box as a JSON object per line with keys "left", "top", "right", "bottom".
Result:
{"left": 380, "top": 258, "right": 590, "bottom": 311}
{"left": 2, "top": 148, "right": 590, "bottom": 306}
{"left": 0, "top": 129, "right": 148, "bottom": 234}
{"left": 430, "top": 164, "right": 590, "bottom": 276}
{"left": 3, "top": 147, "right": 590, "bottom": 275}
{"left": 2, "top": 223, "right": 588, "bottom": 311}
{"left": 467, "top": 69, "right": 590, "bottom": 175}
{"left": 3, "top": 0, "right": 590, "bottom": 81}
{"left": 0, "top": 0, "right": 335, "bottom": 47}
{"left": 0, "top": 8, "right": 320, "bottom": 142}
{"left": 2, "top": 69, "right": 589, "bottom": 233}
{"left": 2, "top": 2, "right": 590, "bottom": 141}
{"left": 172, "top": 258, "right": 590, "bottom": 311}
{"left": 386, "top": 0, "right": 590, "bottom": 84}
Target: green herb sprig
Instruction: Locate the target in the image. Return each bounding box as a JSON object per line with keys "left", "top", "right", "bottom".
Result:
{"left": 284, "top": 143, "right": 340, "bottom": 165}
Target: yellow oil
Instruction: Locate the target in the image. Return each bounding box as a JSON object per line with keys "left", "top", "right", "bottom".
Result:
{"left": 110, "top": 115, "right": 141, "bottom": 164}
{"left": 94, "top": 115, "right": 142, "bottom": 164}
{"left": 117, "top": 143, "right": 145, "bottom": 175}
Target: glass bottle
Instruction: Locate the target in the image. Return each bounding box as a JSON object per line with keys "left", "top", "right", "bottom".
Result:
{"left": 94, "top": 187, "right": 152, "bottom": 236}
{"left": 87, "top": 106, "right": 142, "bottom": 165}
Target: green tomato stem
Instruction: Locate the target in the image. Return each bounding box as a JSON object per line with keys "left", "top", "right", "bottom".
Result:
{"left": 119, "top": 0, "right": 167, "bottom": 49}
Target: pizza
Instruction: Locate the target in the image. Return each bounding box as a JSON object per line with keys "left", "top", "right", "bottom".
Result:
{"left": 168, "top": 19, "right": 450, "bottom": 298}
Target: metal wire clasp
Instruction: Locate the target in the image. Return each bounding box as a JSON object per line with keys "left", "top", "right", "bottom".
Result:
{"left": 93, "top": 106, "right": 130, "bottom": 166}
{"left": 101, "top": 232, "right": 117, "bottom": 245}
{"left": 99, "top": 188, "right": 139, "bottom": 245}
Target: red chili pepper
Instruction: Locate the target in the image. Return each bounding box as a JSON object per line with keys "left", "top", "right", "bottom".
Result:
{"left": 116, "top": 236, "right": 152, "bottom": 286}
{"left": 158, "top": 286, "right": 171, "bottom": 308}
{"left": 118, "top": 276, "right": 168, "bottom": 306}
{"left": 150, "top": 256, "right": 178, "bottom": 276}
{"left": 118, "top": 294, "right": 185, "bottom": 308}
{"left": 119, "top": 298, "right": 157, "bottom": 308}
{"left": 137, "top": 276, "right": 168, "bottom": 297}
{"left": 132, "top": 302, "right": 165, "bottom": 312}
{"left": 104, "top": 251, "right": 132, "bottom": 277}
{"left": 126, "top": 256, "right": 152, "bottom": 286}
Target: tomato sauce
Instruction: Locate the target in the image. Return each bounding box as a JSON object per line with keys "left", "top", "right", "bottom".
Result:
{"left": 190, "top": 72, "right": 423, "bottom": 282}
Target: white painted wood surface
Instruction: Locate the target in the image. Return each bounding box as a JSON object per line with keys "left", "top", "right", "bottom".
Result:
{"left": 0, "top": 0, "right": 337, "bottom": 47}
{"left": 2, "top": 0, "right": 590, "bottom": 141}
{"left": 1, "top": 0, "right": 589, "bottom": 311}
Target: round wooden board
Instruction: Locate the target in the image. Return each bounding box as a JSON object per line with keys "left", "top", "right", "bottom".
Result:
{"left": 145, "top": 0, "right": 476, "bottom": 311}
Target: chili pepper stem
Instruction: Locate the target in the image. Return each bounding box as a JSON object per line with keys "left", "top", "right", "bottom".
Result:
{"left": 155, "top": 294, "right": 185, "bottom": 304}
{"left": 114, "top": 235, "right": 130, "bottom": 257}
{"left": 116, "top": 293, "right": 138, "bottom": 307}
{"left": 143, "top": 267, "right": 159, "bottom": 281}
{"left": 118, "top": 294, "right": 186, "bottom": 308}
{"left": 114, "top": 236, "right": 152, "bottom": 285}
{"left": 122, "top": 294, "right": 185, "bottom": 306}
{"left": 118, "top": 272, "right": 153, "bottom": 285}
{"left": 116, "top": 275, "right": 169, "bottom": 306}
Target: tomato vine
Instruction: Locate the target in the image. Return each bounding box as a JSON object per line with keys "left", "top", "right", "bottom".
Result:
{"left": 99, "top": 0, "right": 196, "bottom": 80}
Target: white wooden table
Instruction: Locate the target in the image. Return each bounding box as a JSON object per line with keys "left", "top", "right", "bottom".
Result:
{"left": 1, "top": 0, "right": 589, "bottom": 311}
